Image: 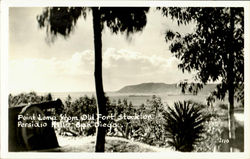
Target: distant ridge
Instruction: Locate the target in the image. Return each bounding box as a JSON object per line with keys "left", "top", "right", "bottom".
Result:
{"left": 117, "top": 82, "right": 217, "bottom": 95}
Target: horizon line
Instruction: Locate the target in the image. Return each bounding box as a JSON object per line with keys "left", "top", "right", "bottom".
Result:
{"left": 8, "top": 81, "right": 221, "bottom": 95}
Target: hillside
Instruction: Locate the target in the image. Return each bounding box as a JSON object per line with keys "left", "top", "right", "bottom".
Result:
{"left": 117, "top": 83, "right": 178, "bottom": 93}
{"left": 117, "top": 82, "right": 217, "bottom": 95}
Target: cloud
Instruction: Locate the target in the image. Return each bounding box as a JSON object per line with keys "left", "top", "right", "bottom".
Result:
{"left": 103, "top": 48, "right": 179, "bottom": 75}
{"left": 9, "top": 48, "right": 193, "bottom": 92}
{"left": 8, "top": 51, "right": 95, "bottom": 93}
{"left": 101, "top": 48, "right": 192, "bottom": 90}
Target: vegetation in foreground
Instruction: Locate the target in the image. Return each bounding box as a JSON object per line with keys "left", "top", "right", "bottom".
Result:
{"left": 9, "top": 92, "right": 243, "bottom": 152}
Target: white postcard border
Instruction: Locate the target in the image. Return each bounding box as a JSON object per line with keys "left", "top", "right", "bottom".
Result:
{"left": 1, "top": 0, "right": 250, "bottom": 159}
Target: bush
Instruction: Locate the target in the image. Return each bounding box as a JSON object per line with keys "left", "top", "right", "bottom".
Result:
{"left": 106, "top": 95, "right": 166, "bottom": 146}
{"left": 112, "top": 95, "right": 167, "bottom": 146}
{"left": 9, "top": 92, "right": 52, "bottom": 107}
{"left": 192, "top": 103, "right": 223, "bottom": 152}
{"left": 141, "top": 95, "right": 166, "bottom": 146}
{"left": 63, "top": 95, "right": 97, "bottom": 117}
{"left": 61, "top": 95, "right": 97, "bottom": 136}
{"left": 194, "top": 116, "right": 223, "bottom": 152}
{"left": 60, "top": 95, "right": 116, "bottom": 136}
{"left": 163, "top": 101, "right": 206, "bottom": 152}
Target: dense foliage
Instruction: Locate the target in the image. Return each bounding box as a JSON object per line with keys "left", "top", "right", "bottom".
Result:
{"left": 160, "top": 7, "right": 244, "bottom": 102}
{"left": 9, "top": 92, "right": 52, "bottom": 107}
{"left": 9, "top": 92, "right": 225, "bottom": 152}
{"left": 160, "top": 8, "right": 244, "bottom": 151}
{"left": 58, "top": 95, "right": 211, "bottom": 151}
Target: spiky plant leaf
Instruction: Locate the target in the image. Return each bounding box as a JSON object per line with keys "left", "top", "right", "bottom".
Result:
{"left": 163, "top": 101, "right": 206, "bottom": 152}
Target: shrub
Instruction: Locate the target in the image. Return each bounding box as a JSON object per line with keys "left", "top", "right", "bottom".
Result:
{"left": 163, "top": 101, "right": 206, "bottom": 152}
{"left": 194, "top": 115, "right": 223, "bottom": 152}
{"left": 121, "top": 95, "right": 166, "bottom": 146}
{"left": 61, "top": 95, "right": 97, "bottom": 136}
{"left": 8, "top": 92, "right": 52, "bottom": 107}
{"left": 60, "top": 95, "right": 115, "bottom": 136}
{"left": 63, "top": 95, "right": 97, "bottom": 117}
{"left": 142, "top": 95, "right": 166, "bottom": 146}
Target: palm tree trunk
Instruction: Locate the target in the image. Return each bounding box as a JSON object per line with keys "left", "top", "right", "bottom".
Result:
{"left": 227, "top": 8, "right": 236, "bottom": 152}
{"left": 92, "top": 7, "right": 107, "bottom": 152}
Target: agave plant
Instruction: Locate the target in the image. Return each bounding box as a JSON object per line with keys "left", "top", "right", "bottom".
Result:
{"left": 163, "top": 101, "right": 206, "bottom": 152}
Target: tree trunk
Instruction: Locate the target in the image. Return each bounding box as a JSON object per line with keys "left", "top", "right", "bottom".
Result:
{"left": 227, "top": 8, "right": 236, "bottom": 152}
{"left": 92, "top": 7, "right": 107, "bottom": 152}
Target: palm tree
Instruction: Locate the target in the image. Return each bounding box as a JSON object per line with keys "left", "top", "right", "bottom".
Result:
{"left": 37, "top": 7, "right": 149, "bottom": 152}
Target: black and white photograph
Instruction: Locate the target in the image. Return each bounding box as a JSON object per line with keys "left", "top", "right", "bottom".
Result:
{"left": 0, "top": 1, "right": 249, "bottom": 158}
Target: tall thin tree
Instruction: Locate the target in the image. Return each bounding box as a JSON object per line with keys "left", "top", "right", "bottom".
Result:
{"left": 160, "top": 7, "right": 244, "bottom": 152}
{"left": 37, "top": 7, "right": 149, "bottom": 152}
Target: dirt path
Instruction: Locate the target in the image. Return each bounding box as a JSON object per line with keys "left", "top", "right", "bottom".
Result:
{"left": 54, "top": 135, "right": 175, "bottom": 152}
{"left": 234, "top": 112, "right": 244, "bottom": 126}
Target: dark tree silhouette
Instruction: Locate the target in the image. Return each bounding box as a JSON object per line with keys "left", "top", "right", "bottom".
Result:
{"left": 8, "top": 92, "right": 53, "bottom": 107}
{"left": 37, "top": 7, "right": 149, "bottom": 152}
{"left": 160, "top": 7, "right": 243, "bottom": 152}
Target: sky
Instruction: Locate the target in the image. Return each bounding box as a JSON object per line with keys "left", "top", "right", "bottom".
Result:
{"left": 8, "top": 7, "right": 196, "bottom": 93}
